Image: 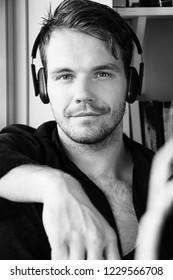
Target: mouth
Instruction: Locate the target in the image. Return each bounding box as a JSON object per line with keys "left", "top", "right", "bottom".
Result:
{"left": 71, "top": 111, "right": 103, "bottom": 118}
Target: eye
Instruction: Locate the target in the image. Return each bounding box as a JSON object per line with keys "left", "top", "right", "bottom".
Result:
{"left": 95, "top": 72, "right": 112, "bottom": 79}
{"left": 56, "top": 74, "right": 74, "bottom": 81}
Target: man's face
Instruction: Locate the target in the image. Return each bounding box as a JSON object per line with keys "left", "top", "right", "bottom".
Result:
{"left": 47, "top": 29, "right": 127, "bottom": 144}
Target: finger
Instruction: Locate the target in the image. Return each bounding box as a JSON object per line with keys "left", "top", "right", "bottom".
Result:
{"left": 150, "top": 139, "right": 173, "bottom": 187}
{"left": 136, "top": 183, "right": 173, "bottom": 260}
{"left": 135, "top": 211, "right": 160, "bottom": 260}
{"left": 51, "top": 242, "right": 69, "bottom": 260}
{"left": 104, "top": 239, "right": 121, "bottom": 260}
{"left": 157, "top": 181, "right": 173, "bottom": 216}
{"left": 69, "top": 234, "right": 86, "bottom": 260}
{"left": 149, "top": 140, "right": 173, "bottom": 200}
{"left": 86, "top": 241, "right": 104, "bottom": 260}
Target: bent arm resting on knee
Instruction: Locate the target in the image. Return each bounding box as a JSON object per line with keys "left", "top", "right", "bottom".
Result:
{"left": 0, "top": 165, "right": 120, "bottom": 260}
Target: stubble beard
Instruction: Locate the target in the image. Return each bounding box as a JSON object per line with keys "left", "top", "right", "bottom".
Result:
{"left": 54, "top": 101, "right": 126, "bottom": 151}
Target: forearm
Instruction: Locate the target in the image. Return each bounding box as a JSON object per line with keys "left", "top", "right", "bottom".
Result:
{"left": 0, "top": 164, "right": 70, "bottom": 204}
{"left": 135, "top": 140, "right": 173, "bottom": 260}
{"left": 0, "top": 164, "right": 120, "bottom": 260}
{"left": 135, "top": 209, "right": 165, "bottom": 260}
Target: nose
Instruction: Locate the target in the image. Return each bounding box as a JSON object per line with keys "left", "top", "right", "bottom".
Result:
{"left": 74, "top": 77, "right": 97, "bottom": 104}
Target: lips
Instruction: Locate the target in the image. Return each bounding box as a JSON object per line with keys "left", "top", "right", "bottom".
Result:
{"left": 71, "top": 111, "right": 102, "bottom": 117}
{"left": 65, "top": 105, "right": 110, "bottom": 118}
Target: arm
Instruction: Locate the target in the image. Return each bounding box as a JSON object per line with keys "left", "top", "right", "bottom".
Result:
{"left": 135, "top": 140, "right": 173, "bottom": 259}
{"left": 0, "top": 164, "right": 120, "bottom": 260}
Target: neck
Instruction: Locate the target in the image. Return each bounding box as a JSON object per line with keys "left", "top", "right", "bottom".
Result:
{"left": 57, "top": 122, "right": 132, "bottom": 183}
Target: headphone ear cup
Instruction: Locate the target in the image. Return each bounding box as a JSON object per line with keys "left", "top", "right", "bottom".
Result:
{"left": 127, "top": 67, "right": 139, "bottom": 104}
{"left": 37, "top": 68, "right": 49, "bottom": 104}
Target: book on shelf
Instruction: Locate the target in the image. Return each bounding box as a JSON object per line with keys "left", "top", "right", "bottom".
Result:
{"left": 123, "top": 100, "right": 173, "bottom": 152}
{"left": 123, "top": 101, "right": 142, "bottom": 144}
{"left": 162, "top": 101, "right": 173, "bottom": 142}
{"left": 139, "top": 101, "right": 165, "bottom": 152}
{"left": 129, "top": 101, "right": 142, "bottom": 144}
{"left": 123, "top": 103, "right": 130, "bottom": 138}
{"left": 113, "top": 0, "right": 127, "bottom": 7}
{"left": 94, "top": 0, "right": 113, "bottom": 7}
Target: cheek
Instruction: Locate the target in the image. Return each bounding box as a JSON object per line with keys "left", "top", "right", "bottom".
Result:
{"left": 100, "top": 79, "right": 127, "bottom": 105}
{"left": 50, "top": 96, "right": 69, "bottom": 119}
{"left": 48, "top": 83, "right": 69, "bottom": 114}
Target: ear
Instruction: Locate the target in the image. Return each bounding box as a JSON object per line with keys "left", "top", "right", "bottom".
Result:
{"left": 38, "top": 68, "right": 50, "bottom": 104}
{"left": 126, "top": 67, "right": 139, "bottom": 104}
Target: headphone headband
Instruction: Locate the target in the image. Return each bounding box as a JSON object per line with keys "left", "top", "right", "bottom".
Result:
{"left": 31, "top": 23, "right": 143, "bottom": 59}
{"left": 32, "top": 33, "right": 42, "bottom": 60}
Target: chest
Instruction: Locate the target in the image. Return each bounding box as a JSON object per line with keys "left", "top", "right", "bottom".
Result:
{"left": 92, "top": 177, "right": 139, "bottom": 257}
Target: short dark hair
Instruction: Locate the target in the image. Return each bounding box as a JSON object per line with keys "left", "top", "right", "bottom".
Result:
{"left": 39, "top": 0, "right": 133, "bottom": 77}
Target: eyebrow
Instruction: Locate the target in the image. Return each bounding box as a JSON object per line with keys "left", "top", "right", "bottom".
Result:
{"left": 92, "top": 63, "right": 120, "bottom": 72}
{"left": 50, "top": 63, "right": 120, "bottom": 75}
{"left": 50, "top": 68, "right": 73, "bottom": 74}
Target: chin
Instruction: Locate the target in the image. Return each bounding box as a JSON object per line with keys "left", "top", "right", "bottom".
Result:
{"left": 57, "top": 111, "right": 124, "bottom": 146}
{"left": 65, "top": 126, "right": 118, "bottom": 145}
{"left": 69, "top": 136, "right": 104, "bottom": 145}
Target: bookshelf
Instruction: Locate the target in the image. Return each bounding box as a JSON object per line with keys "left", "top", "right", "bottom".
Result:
{"left": 116, "top": 6, "right": 173, "bottom": 101}
{"left": 114, "top": 7, "right": 173, "bottom": 18}
{"left": 118, "top": 7, "right": 173, "bottom": 148}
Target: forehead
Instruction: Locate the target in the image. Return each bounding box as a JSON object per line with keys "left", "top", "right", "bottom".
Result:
{"left": 46, "top": 29, "right": 124, "bottom": 71}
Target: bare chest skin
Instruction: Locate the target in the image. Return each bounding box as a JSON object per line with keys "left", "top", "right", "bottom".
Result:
{"left": 91, "top": 176, "right": 138, "bottom": 257}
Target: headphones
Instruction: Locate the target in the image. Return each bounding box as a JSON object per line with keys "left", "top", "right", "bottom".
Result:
{"left": 31, "top": 24, "right": 144, "bottom": 104}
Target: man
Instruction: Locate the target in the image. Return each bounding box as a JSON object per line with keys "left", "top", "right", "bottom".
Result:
{"left": 0, "top": 0, "right": 172, "bottom": 260}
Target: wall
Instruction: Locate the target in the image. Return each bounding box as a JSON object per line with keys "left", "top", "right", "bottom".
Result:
{"left": 143, "top": 18, "right": 173, "bottom": 101}
{"left": 0, "top": 0, "right": 7, "bottom": 129}
{"left": 28, "top": 0, "right": 62, "bottom": 128}
{"left": 0, "top": 0, "right": 30, "bottom": 129}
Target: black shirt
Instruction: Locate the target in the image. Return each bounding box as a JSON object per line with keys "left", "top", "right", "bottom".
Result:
{"left": 0, "top": 121, "right": 172, "bottom": 259}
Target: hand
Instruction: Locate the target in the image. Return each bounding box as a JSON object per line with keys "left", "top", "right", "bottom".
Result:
{"left": 135, "top": 140, "right": 173, "bottom": 259}
{"left": 148, "top": 139, "right": 173, "bottom": 215}
{"left": 42, "top": 172, "right": 120, "bottom": 260}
